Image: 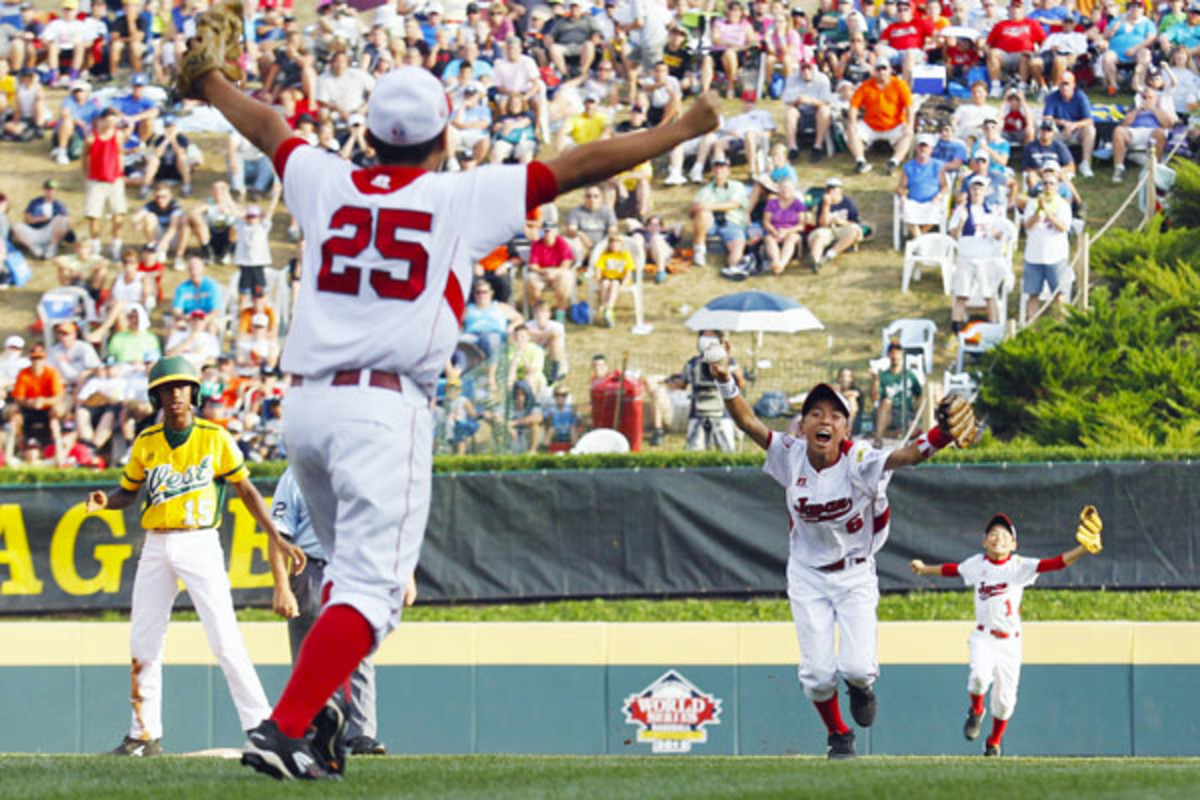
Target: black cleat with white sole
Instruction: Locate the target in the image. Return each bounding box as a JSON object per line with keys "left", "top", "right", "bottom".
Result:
{"left": 984, "top": 743, "right": 1001, "bottom": 757}
{"left": 827, "top": 730, "right": 857, "bottom": 759}
{"left": 964, "top": 709, "right": 984, "bottom": 741}
{"left": 241, "top": 720, "right": 336, "bottom": 781}
{"left": 109, "top": 735, "right": 162, "bottom": 757}
{"left": 309, "top": 694, "right": 350, "bottom": 775}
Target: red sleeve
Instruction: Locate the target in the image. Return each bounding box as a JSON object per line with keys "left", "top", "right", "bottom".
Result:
{"left": 1037, "top": 554, "right": 1067, "bottom": 573}
{"left": 1031, "top": 20, "right": 1047, "bottom": 44}
{"left": 272, "top": 136, "right": 307, "bottom": 180}
{"left": 986, "top": 25, "right": 1000, "bottom": 48}
{"left": 525, "top": 161, "right": 559, "bottom": 212}
{"left": 940, "top": 563, "right": 960, "bottom": 577}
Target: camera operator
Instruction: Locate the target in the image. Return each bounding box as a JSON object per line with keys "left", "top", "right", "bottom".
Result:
{"left": 682, "top": 330, "right": 743, "bottom": 452}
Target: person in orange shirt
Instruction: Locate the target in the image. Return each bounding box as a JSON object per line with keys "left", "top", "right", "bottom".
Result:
{"left": 5, "top": 344, "right": 67, "bottom": 465}
{"left": 237, "top": 287, "right": 278, "bottom": 337}
{"left": 847, "top": 62, "right": 915, "bottom": 175}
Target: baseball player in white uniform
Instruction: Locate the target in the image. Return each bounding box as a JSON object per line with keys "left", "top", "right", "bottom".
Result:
{"left": 910, "top": 510, "right": 1102, "bottom": 756}
{"left": 191, "top": 59, "right": 720, "bottom": 779}
{"left": 708, "top": 348, "right": 978, "bottom": 759}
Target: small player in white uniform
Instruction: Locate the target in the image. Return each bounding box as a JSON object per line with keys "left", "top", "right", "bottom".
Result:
{"left": 189, "top": 44, "right": 721, "bottom": 779}
{"left": 910, "top": 508, "right": 1103, "bottom": 756}
{"left": 707, "top": 344, "right": 979, "bottom": 759}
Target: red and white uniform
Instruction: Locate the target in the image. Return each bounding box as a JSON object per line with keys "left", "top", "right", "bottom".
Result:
{"left": 275, "top": 139, "right": 557, "bottom": 641}
{"left": 764, "top": 433, "right": 893, "bottom": 701}
{"left": 942, "top": 552, "right": 1066, "bottom": 720}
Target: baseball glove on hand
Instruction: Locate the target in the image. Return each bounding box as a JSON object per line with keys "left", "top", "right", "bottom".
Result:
{"left": 1076, "top": 505, "right": 1103, "bottom": 554}
{"left": 177, "top": 0, "right": 245, "bottom": 100}
{"left": 936, "top": 394, "right": 978, "bottom": 448}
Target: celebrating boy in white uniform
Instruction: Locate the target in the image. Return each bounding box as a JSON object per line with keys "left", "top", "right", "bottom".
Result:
{"left": 708, "top": 343, "right": 979, "bottom": 759}
{"left": 910, "top": 508, "right": 1103, "bottom": 755}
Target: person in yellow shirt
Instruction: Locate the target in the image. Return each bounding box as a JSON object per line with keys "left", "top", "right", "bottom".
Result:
{"left": 86, "top": 356, "right": 305, "bottom": 758}
{"left": 556, "top": 94, "right": 612, "bottom": 151}
{"left": 595, "top": 235, "right": 636, "bottom": 327}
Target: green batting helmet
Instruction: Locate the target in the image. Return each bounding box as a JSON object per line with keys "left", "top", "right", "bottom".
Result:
{"left": 147, "top": 356, "right": 201, "bottom": 409}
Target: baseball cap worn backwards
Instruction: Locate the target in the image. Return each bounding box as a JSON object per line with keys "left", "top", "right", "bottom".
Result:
{"left": 367, "top": 66, "right": 451, "bottom": 147}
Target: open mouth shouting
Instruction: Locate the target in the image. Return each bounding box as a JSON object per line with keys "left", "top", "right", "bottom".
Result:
{"left": 813, "top": 427, "right": 834, "bottom": 446}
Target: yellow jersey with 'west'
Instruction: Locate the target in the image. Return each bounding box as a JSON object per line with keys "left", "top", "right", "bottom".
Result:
{"left": 120, "top": 419, "right": 249, "bottom": 530}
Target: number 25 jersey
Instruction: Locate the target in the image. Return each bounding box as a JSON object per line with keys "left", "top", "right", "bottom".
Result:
{"left": 274, "top": 139, "right": 559, "bottom": 393}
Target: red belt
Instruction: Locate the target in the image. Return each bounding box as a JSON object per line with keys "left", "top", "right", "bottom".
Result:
{"left": 290, "top": 370, "right": 403, "bottom": 393}
{"left": 817, "top": 556, "right": 867, "bottom": 573}
{"left": 977, "top": 624, "right": 1019, "bottom": 639}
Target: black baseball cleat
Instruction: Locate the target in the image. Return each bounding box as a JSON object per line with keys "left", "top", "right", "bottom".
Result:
{"left": 348, "top": 735, "right": 388, "bottom": 755}
{"left": 241, "top": 720, "right": 336, "bottom": 781}
{"left": 984, "top": 743, "right": 1002, "bottom": 757}
{"left": 827, "top": 730, "right": 857, "bottom": 760}
{"left": 309, "top": 694, "right": 350, "bottom": 775}
{"left": 846, "top": 682, "right": 877, "bottom": 728}
{"left": 964, "top": 709, "right": 984, "bottom": 741}
{"left": 109, "top": 735, "right": 162, "bottom": 757}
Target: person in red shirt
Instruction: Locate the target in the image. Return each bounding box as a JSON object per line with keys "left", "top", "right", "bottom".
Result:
{"left": 82, "top": 107, "right": 131, "bottom": 260}
{"left": 878, "top": 1, "right": 934, "bottom": 83}
{"left": 985, "top": 1, "right": 1047, "bottom": 97}
{"left": 43, "top": 418, "right": 106, "bottom": 469}
{"left": 524, "top": 222, "right": 577, "bottom": 316}
{"left": 5, "top": 344, "right": 67, "bottom": 465}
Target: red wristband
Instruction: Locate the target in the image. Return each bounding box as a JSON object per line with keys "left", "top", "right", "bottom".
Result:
{"left": 927, "top": 426, "right": 953, "bottom": 450}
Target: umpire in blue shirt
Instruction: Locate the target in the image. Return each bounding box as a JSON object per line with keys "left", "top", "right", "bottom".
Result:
{"left": 270, "top": 467, "right": 417, "bottom": 756}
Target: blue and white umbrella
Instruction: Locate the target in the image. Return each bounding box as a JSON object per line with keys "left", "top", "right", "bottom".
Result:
{"left": 685, "top": 291, "right": 824, "bottom": 334}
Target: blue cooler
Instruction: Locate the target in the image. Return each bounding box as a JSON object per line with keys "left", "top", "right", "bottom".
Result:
{"left": 912, "top": 65, "right": 947, "bottom": 95}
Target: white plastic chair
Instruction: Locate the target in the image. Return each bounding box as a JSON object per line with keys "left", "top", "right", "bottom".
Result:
{"left": 882, "top": 318, "right": 937, "bottom": 374}
{"left": 587, "top": 235, "right": 652, "bottom": 335}
{"left": 901, "top": 233, "right": 957, "bottom": 294}
{"left": 37, "top": 287, "right": 99, "bottom": 347}
{"left": 893, "top": 192, "right": 949, "bottom": 251}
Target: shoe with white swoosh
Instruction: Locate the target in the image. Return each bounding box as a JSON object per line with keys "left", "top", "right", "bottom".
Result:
{"left": 109, "top": 735, "right": 162, "bottom": 757}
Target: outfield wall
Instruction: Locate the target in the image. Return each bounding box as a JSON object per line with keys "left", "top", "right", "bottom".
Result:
{"left": 2, "top": 461, "right": 1197, "bottom": 613}
{"left": 1, "top": 621, "right": 1196, "bottom": 757}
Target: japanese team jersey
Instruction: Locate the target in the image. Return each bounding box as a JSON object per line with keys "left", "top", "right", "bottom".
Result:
{"left": 763, "top": 433, "right": 893, "bottom": 567}
{"left": 273, "top": 139, "right": 558, "bottom": 393}
{"left": 120, "top": 420, "right": 249, "bottom": 530}
{"left": 956, "top": 554, "right": 1041, "bottom": 636}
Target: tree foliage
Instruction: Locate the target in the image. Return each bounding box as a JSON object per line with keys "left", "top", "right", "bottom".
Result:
{"left": 977, "top": 202, "right": 1200, "bottom": 446}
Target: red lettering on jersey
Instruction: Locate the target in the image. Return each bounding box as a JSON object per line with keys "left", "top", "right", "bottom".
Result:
{"left": 793, "top": 496, "right": 852, "bottom": 523}
{"left": 317, "top": 205, "right": 431, "bottom": 302}
{"left": 978, "top": 581, "right": 1009, "bottom": 600}
{"left": 351, "top": 166, "right": 428, "bottom": 195}
{"left": 845, "top": 514, "right": 864, "bottom": 533}
{"left": 873, "top": 506, "right": 890, "bottom": 533}
{"left": 795, "top": 476, "right": 807, "bottom": 487}
{"left": 443, "top": 270, "right": 466, "bottom": 324}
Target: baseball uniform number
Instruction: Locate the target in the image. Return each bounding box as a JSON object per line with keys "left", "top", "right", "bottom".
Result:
{"left": 318, "top": 206, "right": 432, "bottom": 300}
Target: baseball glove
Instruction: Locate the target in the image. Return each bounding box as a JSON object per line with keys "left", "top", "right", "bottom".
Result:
{"left": 177, "top": 0, "right": 245, "bottom": 100}
{"left": 936, "top": 393, "right": 978, "bottom": 448}
{"left": 1076, "top": 505, "right": 1103, "bottom": 554}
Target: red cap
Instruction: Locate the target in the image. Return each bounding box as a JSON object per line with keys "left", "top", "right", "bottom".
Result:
{"left": 739, "top": 88, "right": 757, "bottom": 102}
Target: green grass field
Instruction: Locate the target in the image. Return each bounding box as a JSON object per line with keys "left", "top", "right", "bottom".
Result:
{"left": 3, "top": 754, "right": 1198, "bottom": 800}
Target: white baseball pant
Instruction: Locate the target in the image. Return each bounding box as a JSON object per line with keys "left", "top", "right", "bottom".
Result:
{"left": 128, "top": 529, "right": 272, "bottom": 740}
{"left": 787, "top": 555, "right": 881, "bottom": 702}
{"left": 967, "top": 630, "right": 1022, "bottom": 720}
{"left": 283, "top": 378, "right": 431, "bottom": 645}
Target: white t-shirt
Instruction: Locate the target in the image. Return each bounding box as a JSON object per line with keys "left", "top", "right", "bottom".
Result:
{"left": 950, "top": 202, "right": 1005, "bottom": 259}
{"left": 956, "top": 553, "right": 1042, "bottom": 635}
{"left": 275, "top": 139, "right": 559, "bottom": 392}
{"left": 782, "top": 71, "right": 833, "bottom": 106}
{"left": 763, "top": 432, "right": 893, "bottom": 568}
{"left": 1022, "top": 195, "right": 1071, "bottom": 264}
{"left": 40, "top": 18, "right": 82, "bottom": 48}
{"left": 493, "top": 54, "right": 540, "bottom": 94}
{"left": 316, "top": 68, "right": 375, "bottom": 115}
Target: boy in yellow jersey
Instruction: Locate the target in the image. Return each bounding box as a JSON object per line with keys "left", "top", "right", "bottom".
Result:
{"left": 594, "top": 235, "right": 636, "bottom": 327}
{"left": 86, "top": 356, "right": 306, "bottom": 757}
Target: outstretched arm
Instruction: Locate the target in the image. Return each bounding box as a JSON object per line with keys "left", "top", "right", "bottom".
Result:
{"left": 546, "top": 92, "right": 720, "bottom": 195}
{"left": 196, "top": 71, "right": 293, "bottom": 164}
{"left": 911, "top": 558, "right": 959, "bottom": 577}
{"left": 708, "top": 352, "right": 770, "bottom": 450}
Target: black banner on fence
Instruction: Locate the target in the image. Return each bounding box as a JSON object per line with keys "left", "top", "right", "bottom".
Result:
{"left": 0, "top": 462, "right": 1197, "bottom": 612}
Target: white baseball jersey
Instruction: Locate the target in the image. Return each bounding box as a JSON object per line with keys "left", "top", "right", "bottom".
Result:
{"left": 274, "top": 138, "right": 557, "bottom": 392}
{"left": 763, "top": 433, "right": 893, "bottom": 568}
{"left": 954, "top": 553, "right": 1049, "bottom": 636}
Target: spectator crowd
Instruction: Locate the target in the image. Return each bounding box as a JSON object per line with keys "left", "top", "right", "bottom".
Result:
{"left": 0, "top": 0, "right": 1188, "bottom": 461}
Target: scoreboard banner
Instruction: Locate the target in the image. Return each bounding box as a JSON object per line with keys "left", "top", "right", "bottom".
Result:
{"left": 0, "top": 461, "right": 1196, "bottom": 612}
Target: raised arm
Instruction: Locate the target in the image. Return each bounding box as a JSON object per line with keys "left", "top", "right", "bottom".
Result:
{"left": 910, "top": 558, "right": 958, "bottom": 577}
{"left": 707, "top": 350, "right": 769, "bottom": 450}
{"left": 196, "top": 71, "right": 293, "bottom": 164}
{"left": 545, "top": 92, "right": 720, "bottom": 195}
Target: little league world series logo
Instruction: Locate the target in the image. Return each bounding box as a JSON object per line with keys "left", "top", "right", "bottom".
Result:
{"left": 622, "top": 671, "right": 722, "bottom": 754}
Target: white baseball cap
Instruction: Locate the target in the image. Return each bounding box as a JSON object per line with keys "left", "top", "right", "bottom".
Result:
{"left": 5, "top": 335, "right": 24, "bottom": 349}
{"left": 367, "top": 67, "right": 451, "bottom": 147}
